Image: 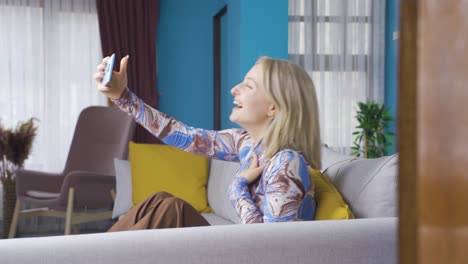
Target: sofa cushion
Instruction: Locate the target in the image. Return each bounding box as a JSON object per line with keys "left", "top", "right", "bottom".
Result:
{"left": 310, "top": 168, "right": 355, "bottom": 220}
{"left": 207, "top": 158, "right": 357, "bottom": 223}
{"left": 129, "top": 142, "right": 212, "bottom": 213}
{"left": 201, "top": 213, "right": 235, "bottom": 225}
{"left": 207, "top": 159, "right": 242, "bottom": 224}
{"left": 323, "top": 154, "right": 398, "bottom": 218}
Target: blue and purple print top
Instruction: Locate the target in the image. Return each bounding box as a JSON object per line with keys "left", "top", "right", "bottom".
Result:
{"left": 113, "top": 88, "right": 316, "bottom": 224}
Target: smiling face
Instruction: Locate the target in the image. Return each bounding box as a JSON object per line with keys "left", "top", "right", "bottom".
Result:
{"left": 229, "top": 63, "right": 276, "bottom": 135}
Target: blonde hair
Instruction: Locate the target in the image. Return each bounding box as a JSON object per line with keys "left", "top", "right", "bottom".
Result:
{"left": 258, "top": 57, "right": 322, "bottom": 170}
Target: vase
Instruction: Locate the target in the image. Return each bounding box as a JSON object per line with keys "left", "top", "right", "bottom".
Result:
{"left": 2, "top": 178, "right": 16, "bottom": 238}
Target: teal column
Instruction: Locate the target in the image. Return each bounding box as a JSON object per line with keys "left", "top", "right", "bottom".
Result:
{"left": 157, "top": 0, "right": 288, "bottom": 130}
{"left": 384, "top": 0, "right": 399, "bottom": 154}
{"left": 220, "top": 0, "right": 288, "bottom": 129}
{"left": 239, "top": 0, "right": 289, "bottom": 77}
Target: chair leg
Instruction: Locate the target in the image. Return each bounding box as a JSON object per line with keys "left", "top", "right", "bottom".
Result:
{"left": 64, "top": 187, "right": 74, "bottom": 235}
{"left": 72, "top": 224, "right": 80, "bottom": 234}
{"left": 110, "top": 189, "right": 116, "bottom": 202}
{"left": 8, "top": 199, "right": 21, "bottom": 239}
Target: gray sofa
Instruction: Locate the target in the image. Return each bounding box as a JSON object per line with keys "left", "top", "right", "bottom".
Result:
{"left": 0, "top": 147, "right": 398, "bottom": 264}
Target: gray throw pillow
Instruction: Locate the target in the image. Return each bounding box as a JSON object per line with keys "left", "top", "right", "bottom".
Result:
{"left": 112, "top": 159, "right": 133, "bottom": 219}
{"left": 207, "top": 159, "right": 242, "bottom": 224}
{"left": 323, "top": 154, "right": 398, "bottom": 218}
{"left": 321, "top": 146, "right": 357, "bottom": 171}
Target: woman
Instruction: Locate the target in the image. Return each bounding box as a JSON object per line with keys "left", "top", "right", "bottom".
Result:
{"left": 94, "top": 55, "right": 321, "bottom": 230}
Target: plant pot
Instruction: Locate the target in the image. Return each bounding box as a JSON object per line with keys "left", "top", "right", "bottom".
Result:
{"left": 2, "top": 179, "right": 16, "bottom": 238}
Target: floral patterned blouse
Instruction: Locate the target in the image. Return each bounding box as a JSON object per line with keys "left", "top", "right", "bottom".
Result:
{"left": 113, "top": 88, "right": 316, "bottom": 224}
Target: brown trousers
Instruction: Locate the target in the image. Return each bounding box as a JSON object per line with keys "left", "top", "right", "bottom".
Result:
{"left": 108, "top": 192, "right": 210, "bottom": 232}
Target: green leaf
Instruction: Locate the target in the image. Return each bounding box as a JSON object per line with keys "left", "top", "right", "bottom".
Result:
{"left": 352, "top": 101, "right": 394, "bottom": 158}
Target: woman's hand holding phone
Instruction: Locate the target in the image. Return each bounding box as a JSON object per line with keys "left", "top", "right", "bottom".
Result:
{"left": 94, "top": 54, "right": 130, "bottom": 100}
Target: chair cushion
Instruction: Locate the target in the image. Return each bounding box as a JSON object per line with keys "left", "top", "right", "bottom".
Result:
{"left": 324, "top": 153, "right": 398, "bottom": 218}
{"left": 310, "top": 168, "right": 355, "bottom": 220}
{"left": 129, "top": 142, "right": 212, "bottom": 213}
{"left": 207, "top": 159, "right": 242, "bottom": 224}
{"left": 112, "top": 159, "right": 133, "bottom": 219}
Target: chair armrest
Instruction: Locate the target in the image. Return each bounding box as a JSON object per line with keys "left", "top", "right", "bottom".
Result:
{"left": 62, "top": 171, "right": 116, "bottom": 187}
{"left": 0, "top": 217, "right": 398, "bottom": 264}
{"left": 60, "top": 171, "right": 116, "bottom": 209}
{"left": 15, "top": 169, "right": 64, "bottom": 196}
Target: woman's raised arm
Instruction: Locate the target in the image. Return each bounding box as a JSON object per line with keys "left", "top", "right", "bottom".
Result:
{"left": 94, "top": 55, "right": 249, "bottom": 161}
{"left": 112, "top": 88, "right": 249, "bottom": 161}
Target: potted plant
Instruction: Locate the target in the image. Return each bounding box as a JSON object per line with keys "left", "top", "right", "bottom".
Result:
{"left": 351, "top": 101, "right": 394, "bottom": 158}
{"left": 0, "top": 118, "right": 38, "bottom": 237}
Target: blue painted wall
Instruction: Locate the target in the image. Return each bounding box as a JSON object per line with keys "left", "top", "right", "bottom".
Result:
{"left": 239, "top": 0, "right": 288, "bottom": 79}
{"left": 221, "top": 0, "right": 288, "bottom": 129}
{"left": 220, "top": 0, "right": 241, "bottom": 129}
{"left": 384, "top": 0, "right": 399, "bottom": 153}
{"left": 157, "top": 0, "right": 288, "bottom": 130}
{"left": 157, "top": 0, "right": 217, "bottom": 129}
{"left": 158, "top": 0, "right": 396, "bottom": 152}
{"left": 220, "top": 8, "right": 231, "bottom": 130}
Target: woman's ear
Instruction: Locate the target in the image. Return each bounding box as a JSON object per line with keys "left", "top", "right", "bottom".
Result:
{"left": 267, "top": 104, "right": 276, "bottom": 117}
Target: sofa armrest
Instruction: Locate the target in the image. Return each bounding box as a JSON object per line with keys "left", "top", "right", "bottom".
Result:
{"left": 0, "top": 217, "right": 397, "bottom": 264}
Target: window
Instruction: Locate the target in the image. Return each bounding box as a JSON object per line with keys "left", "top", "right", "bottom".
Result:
{"left": 289, "top": 0, "right": 385, "bottom": 153}
{"left": 0, "top": 0, "right": 106, "bottom": 171}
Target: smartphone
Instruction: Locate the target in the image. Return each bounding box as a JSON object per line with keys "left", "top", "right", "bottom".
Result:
{"left": 102, "top": 53, "right": 116, "bottom": 86}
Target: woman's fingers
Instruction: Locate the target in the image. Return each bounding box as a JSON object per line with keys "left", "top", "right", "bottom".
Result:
{"left": 93, "top": 72, "right": 102, "bottom": 82}
{"left": 118, "top": 55, "right": 129, "bottom": 74}
{"left": 94, "top": 55, "right": 128, "bottom": 100}
{"left": 97, "top": 63, "right": 105, "bottom": 72}
{"left": 249, "top": 153, "right": 259, "bottom": 169}
{"left": 249, "top": 153, "right": 267, "bottom": 172}
{"left": 96, "top": 56, "right": 111, "bottom": 75}
{"left": 94, "top": 69, "right": 105, "bottom": 79}
{"left": 253, "top": 163, "right": 267, "bottom": 173}
{"left": 97, "top": 85, "right": 110, "bottom": 92}
{"left": 239, "top": 153, "right": 268, "bottom": 183}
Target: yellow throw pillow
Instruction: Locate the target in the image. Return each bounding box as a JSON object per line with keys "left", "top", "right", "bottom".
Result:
{"left": 310, "top": 168, "right": 355, "bottom": 220}
{"left": 129, "top": 142, "right": 212, "bottom": 213}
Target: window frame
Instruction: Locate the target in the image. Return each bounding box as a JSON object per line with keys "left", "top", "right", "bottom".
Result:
{"left": 288, "top": 0, "right": 372, "bottom": 72}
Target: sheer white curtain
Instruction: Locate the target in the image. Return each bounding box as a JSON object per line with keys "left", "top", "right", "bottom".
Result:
{"left": 0, "top": 0, "right": 106, "bottom": 172}
{"left": 289, "top": 0, "right": 386, "bottom": 153}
